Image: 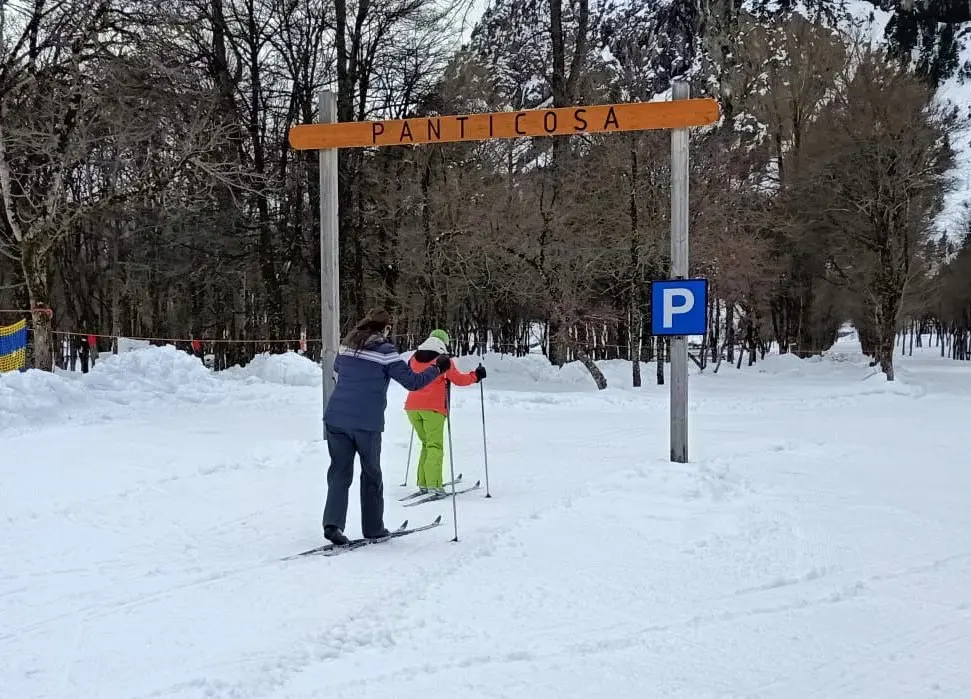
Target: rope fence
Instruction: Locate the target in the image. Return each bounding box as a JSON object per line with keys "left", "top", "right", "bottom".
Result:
{"left": 0, "top": 308, "right": 53, "bottom": 316}
{"left": 44, "top": 329, "right": 844, "bottom": 356}
{"left": 53, "top": 330, "right": 310, "bottom": 344}
{"left": 4, "top": 312, "right": 965, "bottom": 373}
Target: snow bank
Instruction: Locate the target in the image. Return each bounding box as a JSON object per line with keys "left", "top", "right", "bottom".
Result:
{"left": 452, "top": 352, "right": 600, "bottom": 392}
{"left": 1, "top": 337, "right": 933, "bottom": 435}
{"left": 1, "top": 346, "right": 223, "bottom": 432}
{"left": 1, "top": 347, "right": 328, "bottom": 434}
{"left": 219, "top": 351, "right": 321, "bottom": 388}
{"left": 117, "top": 337, "right": 152, "bottom": 354}
{"left": 81, "top": 344, "right": 213, "bottom": 399}
{"left": 746, "top": 351, "right": 809, "bottom": 375}
{"left": 0, "top": 367, "right": 93, "bottom": 431}
{"left": 452, "top": 345, "right": 903, "bottom": 395}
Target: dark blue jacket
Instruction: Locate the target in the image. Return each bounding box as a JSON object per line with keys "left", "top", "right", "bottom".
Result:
{"left": 324, "top": 335, "right": 441, "bottom": 432}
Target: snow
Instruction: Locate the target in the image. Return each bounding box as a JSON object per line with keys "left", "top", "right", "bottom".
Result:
{"left": 935, "top": 36, "right": 971, "bottom": 237}
{"left": 458, "top": 0, "right": 491, "bottom": 45}
{"left": 843, "top": 0, "right": 893, "bottom": 47}
{"left": 220, "top": 351, "right": 323, "bottom": 388}
{"left": 3, "top": 341, "right": 971, "bottom": 698}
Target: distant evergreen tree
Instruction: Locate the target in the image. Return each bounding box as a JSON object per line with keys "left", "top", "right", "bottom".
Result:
{"left": 600, "top": 0, "right": 703, "bottom": 98}
{"left": 867, "top": 0, "right": 970, "bottom": 86}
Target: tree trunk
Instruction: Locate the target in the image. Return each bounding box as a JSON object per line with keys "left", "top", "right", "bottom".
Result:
{"left": 640, "top": 287, "right": 653, "bottom": 362}
{"left": 110, "top": 231, "right": 121, "bottom": 354}
{"left": 726, "top": 303, "right": 736, "bottom": 362}
{"left": 795, "top": 276, "right": 816, "bottom": 357}
{"left": 874, "top": 306, "right": 899, "bottom": 380}
{"left": 877, "top": 332, "right": 895, "bottom": 379}
{"left": 656, "top": 336, "right": 665, "bottom": 385}
{"left": 22, "top": 242, "right": 54, "bottom": 371}
{"left": 575, "top": 346, "right": 607, "bottom": 389}
{"left": 548, "top": 318, "right": 567, "bottom": 366}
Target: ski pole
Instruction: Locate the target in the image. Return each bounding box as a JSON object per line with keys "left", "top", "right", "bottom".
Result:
{"left": 478, "top": 365, "right": 491, "bottom": 498}
{"left": 445, "top": 380, "right": 460, "bottom": 542}
{"left": 401, "top": 426, "right": 414, "bottom": 487}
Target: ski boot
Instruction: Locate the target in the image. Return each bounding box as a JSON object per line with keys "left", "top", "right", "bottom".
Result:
{"left": 323, "top": 525, "right": 350, "bottom": 546}
{"left": 365, "top": 527, "right": 391, "bottom": 543}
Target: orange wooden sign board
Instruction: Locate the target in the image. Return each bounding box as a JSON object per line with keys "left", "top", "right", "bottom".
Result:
{"left": 288, "top": 99, "right": 720, "bottom": 150}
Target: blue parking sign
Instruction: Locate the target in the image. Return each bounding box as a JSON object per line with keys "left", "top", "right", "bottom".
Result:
{"left": 650, "top": 279, "right": 708, "bottom": 336}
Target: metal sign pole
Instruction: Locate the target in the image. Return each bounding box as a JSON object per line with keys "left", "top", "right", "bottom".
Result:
{"left": 669, "top": 81, "right": 690, "bottom": 463}
{"left": 319, "top": 90, "right": 340, "bottom": 440}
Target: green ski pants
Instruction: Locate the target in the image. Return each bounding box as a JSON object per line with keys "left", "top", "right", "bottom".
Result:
{"left": 407, "top": 409, "right": 447, "bottom": 489}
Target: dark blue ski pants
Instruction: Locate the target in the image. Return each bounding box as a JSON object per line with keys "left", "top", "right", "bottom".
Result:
{"left": 322, "top": 424, "right": 385, "bottom": 537}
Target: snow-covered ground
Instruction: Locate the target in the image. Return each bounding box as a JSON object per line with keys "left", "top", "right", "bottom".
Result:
{"left": 3, "top": 337, "right": 971, "bottom": 698}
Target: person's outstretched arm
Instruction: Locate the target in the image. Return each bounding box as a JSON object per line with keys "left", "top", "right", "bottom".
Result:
{"left": 385, "top": 352, "right": 443, "bottom": 391}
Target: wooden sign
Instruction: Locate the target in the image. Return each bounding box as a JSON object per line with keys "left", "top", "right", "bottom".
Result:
{"left": 288, "top": 99, "right": 720, "bottom": 150}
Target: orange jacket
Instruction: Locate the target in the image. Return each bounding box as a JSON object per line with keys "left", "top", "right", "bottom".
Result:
{"left": 404, "top": 356, "right": 476, "bottom": 415}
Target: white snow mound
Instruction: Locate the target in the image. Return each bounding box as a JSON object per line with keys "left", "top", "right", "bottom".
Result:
{"left": 1, "top": 336, "right": 925, "bottom": 435}
{"left": 82, "top": 344, "right": 214, "bottom": 398}
{"left": 1, "top": 345, "right": 221, "bottom": 432}
{"left": 451, "top": 351, "right": 600, "bottom": 392}
{"left": 221, "top": 351, "right": 321, "bottom": 387}
{"left": 0, "top": 367, "right": 92, "bottom": 430}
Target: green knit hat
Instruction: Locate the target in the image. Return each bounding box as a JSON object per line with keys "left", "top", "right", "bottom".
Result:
{"left": 429, "top": 329, "right": 450, "bottom": 346}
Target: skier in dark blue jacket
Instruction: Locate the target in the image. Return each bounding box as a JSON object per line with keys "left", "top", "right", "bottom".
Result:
{"left": 321, "top": 308, "right": 450, "bottom": 545}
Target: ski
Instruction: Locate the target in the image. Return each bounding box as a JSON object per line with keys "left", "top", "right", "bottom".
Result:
{"left": 327, "top": 515, "right": 443, "bottom": 556}
{"left": 402, "top": 480, "right": 481, "bottom": 507}
{"left": 282, "top": 516, "right": 442, "bottom": 560}
{"left": 398, "top": 473, "right": 462, "bottom": 501}
{"left": 282, "top": 519, "right": 408, "bottom": 560}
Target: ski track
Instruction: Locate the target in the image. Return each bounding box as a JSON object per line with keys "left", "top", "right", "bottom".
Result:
{"left": 2, "top": 345, "right": 971, "bottom": 698}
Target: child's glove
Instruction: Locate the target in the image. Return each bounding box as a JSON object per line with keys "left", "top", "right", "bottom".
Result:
{"left": 474, "top": 365, "right": 487, "bottom": 382}
{"left": 435, "top": 354, "right": 452, "bottom": 372}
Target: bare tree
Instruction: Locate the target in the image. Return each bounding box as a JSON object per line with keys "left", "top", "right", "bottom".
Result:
{"left": 0, "top": 0, "right": 249, "bottom": 369}
{"left": 793, "top": 48, "right": 959, "bottom": 379}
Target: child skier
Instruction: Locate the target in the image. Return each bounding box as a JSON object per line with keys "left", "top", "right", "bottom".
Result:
{"left": 404, "top": 330, "right": 486, "bottom": 495}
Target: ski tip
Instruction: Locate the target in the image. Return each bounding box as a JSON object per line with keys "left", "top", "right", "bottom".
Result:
{"left": 399, "top": 519, "right": 408, "bottom": 530}
{"left": 473, "top": 480, "right": 481, "bottom": 486}
{"left": 432, "top": 515, "right": 443, "bottom": 524}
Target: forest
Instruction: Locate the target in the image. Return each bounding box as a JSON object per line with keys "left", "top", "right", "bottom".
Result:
{"left": 0, "top": 0, "right": 969, "bottom": 386}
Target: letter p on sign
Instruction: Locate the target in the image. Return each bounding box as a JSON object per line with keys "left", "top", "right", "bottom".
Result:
{"left": 663, "top": 288, "right": 694, "bottom": 327}
{"left": 650, "top": 279, "right": 708, "bottom": 336}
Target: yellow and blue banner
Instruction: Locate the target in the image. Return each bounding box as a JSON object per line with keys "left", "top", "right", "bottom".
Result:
{"left": 0, "top": 319, "right": 27, "bottom": 373}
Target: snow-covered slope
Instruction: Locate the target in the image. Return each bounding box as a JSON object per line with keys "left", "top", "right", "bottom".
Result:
{"left": 936, "top": 36, "right": 971, "bottom": 236}
{"left": 3, "top": 344, "right": 971, "bottom": 698}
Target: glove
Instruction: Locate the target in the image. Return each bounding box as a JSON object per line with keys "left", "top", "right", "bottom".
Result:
{"left": 474, "top": 365, "right": 487, "bottom": 382}
{"left": 435, "top": 354, "right": 451, "bottom": 372}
